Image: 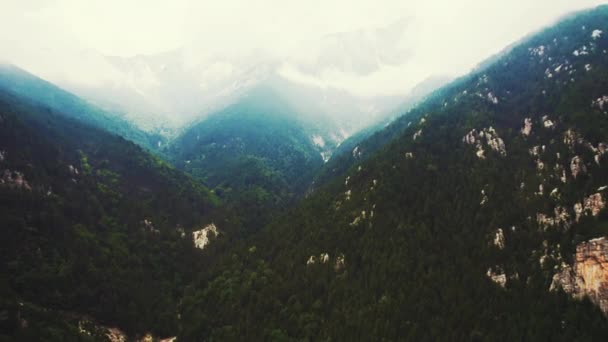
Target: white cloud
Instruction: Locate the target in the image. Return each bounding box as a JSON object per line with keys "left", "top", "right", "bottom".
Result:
{"left": 1, "top": 0, "right": 606, "bottom": 99}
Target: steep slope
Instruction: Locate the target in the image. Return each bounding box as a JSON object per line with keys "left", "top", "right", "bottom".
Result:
{"left": 311, "top": 75, "right": 452, "bottom": 188}
{"left": 169, "top": 86, "right": 326, "bottom": 231}
{"left": 0, "top": 64, "right": 162, "bottom": 150}
{"left": 0, "top": 89, "right": 217, "bottom": 340}
{"left": 178, "top": 5, "right": 608, "bottom": 340}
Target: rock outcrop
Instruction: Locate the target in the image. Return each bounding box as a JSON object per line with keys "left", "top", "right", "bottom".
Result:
{"left": 0, "top": 169, "right": 31, "bottom": 190}
{"left": 493, "top": 228, "right": 505, "bottom": 249}
{"left": 192, "top": 223, "right": 219, "bottom": 250}
{"left": 487, "top": 266, "right": 507, "bottom": 287}
{"left": 570, "top": 156, "right": 587, "bottom": 179}
{"left": 463, "top": 127, "right": 506, "bottom": 159}
{"left": 584, "top": 193, "right": 606, "bottom": 217}
{"left": 106, "top": 328, "right": 127, "bottom": 342}
{"left": 551, "top": 237, "right": 608, "bottom": 315}
{"left": 521, "top": 118, "right": 533, "bottom": 136}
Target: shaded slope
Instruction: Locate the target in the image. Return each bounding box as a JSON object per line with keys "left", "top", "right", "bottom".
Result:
{"left": 179, "top": 5, "right": 608, "bottom": 340}
{"left": 169, "top": 86, "right": 324, "bottom": 231}
{"left": 0, "top": 63, "right": 162, "bottom": 150}
{"left": 0, "top": 89, "right": 216, "bottom": 339}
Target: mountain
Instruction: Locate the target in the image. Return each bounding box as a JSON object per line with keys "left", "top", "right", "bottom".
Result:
{"left": 0, "top": 64, "right": 164, "bottom": 150}
{"left": 0, "top": 87, "right": 218, "bottom": 339}
{"left": 65, "top": 50, "right": 274, "bottom": 133}
{"left": 4, "top": 18, "right": 423, "bottom": 137}
{"left": 176, "top": 5, "right": 608, "bottom": 340}
{"left": 168, "top": 85, "right": 327, "bottom": 232}
{"left": 62, "top": 51, "right": 410, "bottom": 137}
{"left": 311, "top": 75, "right": 452, "bottom": 188}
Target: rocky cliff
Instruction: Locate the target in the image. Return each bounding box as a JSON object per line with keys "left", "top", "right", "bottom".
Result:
{"left": 551, "top": 237, "right": 608, "bottom": 315}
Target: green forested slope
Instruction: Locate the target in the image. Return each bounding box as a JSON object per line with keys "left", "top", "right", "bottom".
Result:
{"left": 0, "top": 89, "right": 217, "bottom": 340}
{"left": 169, "top": 86, "right": 324, "bottom": 232}
{"left": 178, "top": 5, "right": 608, "bottom": 340}
{"left": 0, "top": 64, "right": 162, "bottom": 150}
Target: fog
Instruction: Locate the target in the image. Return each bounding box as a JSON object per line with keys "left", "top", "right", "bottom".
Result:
{"left": 1, "top": 0, "right": 605, "bottom": 129}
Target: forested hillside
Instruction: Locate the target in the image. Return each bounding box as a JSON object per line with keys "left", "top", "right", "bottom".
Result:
{"left": 169, "top": 86, "right": 325, "bottom": 232}
{"left": 3, "top": 4, "right": 608, "bottom": 342}
{"left": 177, "top": 5, "right": 608, "bottom": 340}
{"left": 0, "top": 89, "right": 217, "bottom": 340}
{"left": 0, "top": 64, "right": 162, "bottom": 150}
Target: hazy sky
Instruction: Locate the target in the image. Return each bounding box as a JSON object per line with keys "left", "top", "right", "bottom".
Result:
{"left": 1, "top": 0, "right": 606, "bottom": 97}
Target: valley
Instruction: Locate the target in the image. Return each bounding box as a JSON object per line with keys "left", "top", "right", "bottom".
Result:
{"left": 1, "top": 3, "right": 608, "bottom": 341}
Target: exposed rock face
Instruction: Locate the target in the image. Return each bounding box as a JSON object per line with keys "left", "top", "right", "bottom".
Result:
{"left": 592, "top": 95, "right": 608, "bottom": 110}
{"left": 521, "top": 118, "right": 533, "bottom": 136}
{"left": 587, "top": 142, "right": 607, "bottom": 165}
{"left": 142, "top": 219, "right": 159, "bottom": 234}
{"left": 352, "top": 146, "right": 362, "bottom": 159}
{"left": 463, "top": 127, "right": 506, "bottom": 159}
{"left": 320, "top": 253, "right": 329, "bottom": 263}
{"left": 487, "top": 266, "right": 507, "bottom": 287}
{"left": 480, "top": 189, "right": 488, "bottom": 206}
{"left": 564, "top": 129, "right": 581, "bottom": 148}
{"left": 0, "top": 169, "right": 31, "bottom": 190}
{"left": 106, "top": 328, "right": 127, "bottom": 342}
{"left": 140, "top": 334, "right": 154, "bottom": 342}
{"left": 536, "top": 205, "right": 570, "bottom": 230}
{"left": 307, "top": 252, "right": 331, "bottom": 266}
{"left": 551, "top": 238, "right": 608, "bottom": 315}
{"left": 536, "top": 159, "right": 545, "bottom": 171}
{"left": 68, "top": 164, "right": 79, "bottom": 175}
{"left": 192, "top": 223, "right": 219, "bottom": 250}
{"left": 493, "top": 228, "right": 505, "bottom": 249}
{"left": 584, "top": 193, "right": 605, "bottom": 217}
{"left": 350, "top": 210, "right": 368, "bottom": 226}
{"left": 570, "top": 156, "right": 587, "bottom": 178}
{"left": 574, "top": 202, "right": 584, "bottom": 221}
{"left": 307, "top": 255, "right": 316, "bottom": 265}
{"left": 487, "top": 92, "right": 498, "bottom": 104}
{"left": 307, "top": 252, "right": 346, "bottom": 271}
{"left": 413, "top": 129, "right": 423, "bottom": 141}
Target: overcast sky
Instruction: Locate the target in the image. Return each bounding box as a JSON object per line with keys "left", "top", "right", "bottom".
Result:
{"left": 1, "top": 0, "right": 606, "bottom": 97}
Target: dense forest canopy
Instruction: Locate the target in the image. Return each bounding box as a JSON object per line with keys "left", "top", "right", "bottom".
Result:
{"left": 1, "top": 4, "right": 608, "bottom": 342}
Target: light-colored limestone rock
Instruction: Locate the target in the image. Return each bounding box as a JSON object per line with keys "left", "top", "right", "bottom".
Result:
{"left": 192, "top": 223, "right": 219, "bottom": 250}
{"left": 592, "top": 95, "right": 608, "bottom": 110}
{"left": 463, "top": 127, "right": 506, "bottom": 158}
{"left": 570, "top": 156, "right": 587, "bottom": 179}
{"left": 493, "top": 228, "right": 505, "bottom": 249}
{"left": 487, "top": 266, "right": 507, "bottom": 287}
{"left": 352, "top": 146, "right": 362, "bottom": 158}
{"left": 521, "top": 118, "right": 533, "bottom": 136}
{"left": 480, "top": 189, "right": 488, "bottom": 206}
{"left": 307, "top": 255, "right": 316, "bottom": 265}
{"left": 0, "top": 170, "right": 31, "bottom": 190}
{"left": 106, "top": 328, "right": 127, "bottom": 342}
{"left": 551, "top": 237, "right": 608, "bottom": 315}
{"left": 584, "top": 193, "right": 605, "bottom": 217}
{"left": 320, "top": 253, "right": 330, "bottom": 264}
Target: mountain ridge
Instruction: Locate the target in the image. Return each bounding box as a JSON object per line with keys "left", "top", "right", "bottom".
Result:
{"left": 175, "top": 5, "right": 608, "bottom": 340}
